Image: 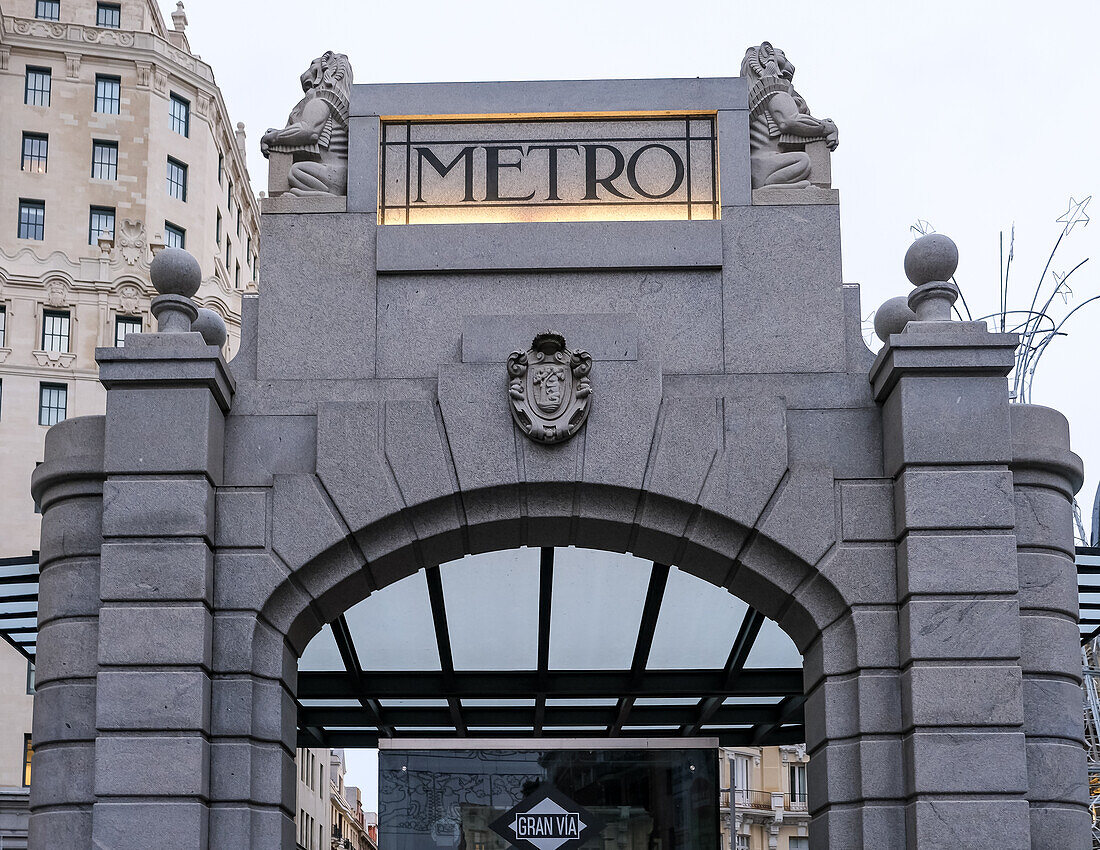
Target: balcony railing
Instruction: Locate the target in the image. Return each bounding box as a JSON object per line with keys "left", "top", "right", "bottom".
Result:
{"left": 720, "top": 789, "right": 809, "bottom": 812}
{"left": 785, "top": 792, "right": 808, "bottom": 812}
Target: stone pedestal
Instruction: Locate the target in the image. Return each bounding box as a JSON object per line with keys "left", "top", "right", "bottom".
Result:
{"left": 266, "top": 151, "right": 293, "bottom": 196}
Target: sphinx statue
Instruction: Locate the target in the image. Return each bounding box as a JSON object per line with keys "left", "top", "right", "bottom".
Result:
{"left": 261, "top": 51, "right": 352, "bottom": 197}
{"left": 741, "top": 42, "right": 838, "bottom": 190}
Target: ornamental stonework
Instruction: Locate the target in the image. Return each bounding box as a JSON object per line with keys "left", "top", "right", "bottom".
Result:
{"left": 507, "top": 332, "right": 592, "bottom": 444}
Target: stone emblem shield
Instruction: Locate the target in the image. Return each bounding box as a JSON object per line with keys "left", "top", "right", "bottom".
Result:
{"left": 507, "top": 332, "right": 592, "bottom": 444}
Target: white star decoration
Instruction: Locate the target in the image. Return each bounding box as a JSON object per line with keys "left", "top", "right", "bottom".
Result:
{"left": 1056, "top": 196, "right": 1091, "bottom": 234}
{"left": 1052, "top": 271, "right": 1073, "bottom": 304}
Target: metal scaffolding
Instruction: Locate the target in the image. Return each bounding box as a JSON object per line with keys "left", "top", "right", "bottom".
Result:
{"left": 1083, "top": 641, "right": 1100, "bottom": 847}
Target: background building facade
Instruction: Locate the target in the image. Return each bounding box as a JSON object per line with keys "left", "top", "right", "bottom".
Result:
{"left": 0, "top": 0, "right": 259, "bottom": 556}
{"left": 721, "top": 746, "right": 810, "bottom": 850}
{"left": 0, "top": 1, "right": 258, "bottom": 844}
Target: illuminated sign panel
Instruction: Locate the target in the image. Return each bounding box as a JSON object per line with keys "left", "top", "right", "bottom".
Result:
{"left": 380, "top": 116, "right": 718, "bottom": 224}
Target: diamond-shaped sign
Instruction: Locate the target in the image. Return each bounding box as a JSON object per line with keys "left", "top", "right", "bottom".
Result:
{"left": 489, "top": 784, "right": 604, "bottom": 850}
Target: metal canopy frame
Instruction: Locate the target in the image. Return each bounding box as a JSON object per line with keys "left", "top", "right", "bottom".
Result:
{"left": 0, "top": 554, "right": 39, "bottom": 662}
{"left": 297, "top": 548, "right": 806, "bottom": 749}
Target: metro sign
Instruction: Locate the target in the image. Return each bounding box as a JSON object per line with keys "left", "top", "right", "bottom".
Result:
{"left": 489, "top": 784, "right": 604, "bottom": 850}
{"left": 380, "top": 116, "right": 718, "bottom": 224}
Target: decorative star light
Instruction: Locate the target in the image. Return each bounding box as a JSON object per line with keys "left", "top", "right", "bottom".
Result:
{"left": 1052, "top": 271, "right": 1073, "bottom": 303}
{"left": 1056, "top": 195, "right": 1091, "bottom": 234}
{"left": 910, "top": 219, "right": 936, "bottom": 238}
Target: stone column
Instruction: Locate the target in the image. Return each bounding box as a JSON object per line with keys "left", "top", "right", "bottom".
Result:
{"left": 1009, "top": 403, "right": 1089, "bottom": 847}
{"left": 28, "top": 415, "right": 106, "bottom": 848}
{"left": 90, "top": 249, "right": 233, "bottom": 850}
{"left": 871, "top": 235, "right": 1032, "bottom": 847}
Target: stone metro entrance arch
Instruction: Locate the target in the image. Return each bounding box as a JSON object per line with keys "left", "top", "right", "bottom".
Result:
{"left": 29, "top": 67, "right": 1088, "bottom": 850}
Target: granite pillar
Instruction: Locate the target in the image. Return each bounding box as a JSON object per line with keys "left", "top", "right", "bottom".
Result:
{"left": 872, "top": 322, "right": 1033, "bottom": 847}
{"left": 90, "top": 331, "right": 233, "bottom": 850}
{"left": 28, "top": 416, "right": 106, "bottom": 848}
{"left": 1010, "top": 404, "right": 1089, "bottom": 848}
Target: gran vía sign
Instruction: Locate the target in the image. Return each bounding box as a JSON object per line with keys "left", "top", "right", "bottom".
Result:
{"left": 379, "top": 116, "right": 718, "bottom": 223}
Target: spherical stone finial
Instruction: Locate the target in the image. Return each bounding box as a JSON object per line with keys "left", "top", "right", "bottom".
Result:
{"left": 874, "top": 296, "right": 917, "bottom": 342}
{"left": 904, "top": 233, "right": 959, "bottom": 286}
{"left": 192, "top": 308, "right": 228, "bottom": 348}
{"left": 150, "top": 247, "right": 201, "bottom": 298}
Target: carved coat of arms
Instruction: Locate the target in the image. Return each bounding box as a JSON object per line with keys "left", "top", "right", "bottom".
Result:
{"left": 507, "top": 332, "right": 592, "bottom": 444}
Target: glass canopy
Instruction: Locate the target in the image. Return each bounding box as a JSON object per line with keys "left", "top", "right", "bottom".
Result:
{"left": 297, "top": 547, "right": 806, "bottom": 748}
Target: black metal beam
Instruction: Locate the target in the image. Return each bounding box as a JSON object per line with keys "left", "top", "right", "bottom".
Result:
{"left": 316, "top": 725, "right": 807, "bottom": 750}
{"left": 534, "top": 547, "right": 554, "bottom": 735}
{"left": 684, "top": 607, "right": 766, "bottom": 736}
{"left": 424, "top": 566, "right": 467, "bottom": 735}
{"left": 749, "top": 694, "right": 807, "bottom": 745}
{"left": 298, "top": 668, "right": 804, "bottom": 700}
{"left": 611, "top": 563, "right": 671, "bottom": 735}
{"left": 331, "top": 615, "right": 394, "bottom": 738}
{"left": 299, "top": 702, "right": 796, "bottom": 730}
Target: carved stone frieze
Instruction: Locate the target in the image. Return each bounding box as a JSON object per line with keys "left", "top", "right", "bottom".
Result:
{"left": 507, "top": 331, "right": 592, "bottom": 444}
{"left": 65, "top": 52, "right": 80, "bottom": 79}
{"left": 113, "top": 220, "right": 147, "bottom": 266}
{"left": 32, "top": 350, "right": 76, "bottom": 368}
{"left": 118, "top": 284, "right": 142, "bottom": 314}
{"left": 45, "top": 280, "right": 68, "bottom": 308}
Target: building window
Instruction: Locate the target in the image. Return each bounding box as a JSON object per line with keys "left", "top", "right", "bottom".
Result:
{"left": 227, "top": 178, "right": 233, "bottom": 212}
{"left": 734, "top": 837, "right": 749, "bottom": 850}
{"left": 26, "top": 662, "right": 34, "bottom": 695}
{"left": 235, "top": 261, "right": 241, "bottom": 288}
{"left": 115, "top": 315, "right": 142, "bottom": 347}
{"left": 170, "top": 93, "right": 190, "bottom": 136}
{"left": 22, "top": 736, "right": 33, "bottom": 787}
{"left": 89, "top": 206, "right": 115, "bottom": 245}
{"left": 42, "top": 310, "right": 70, "bottom": 352}
{"left": 788, "top": 763, "right": 808, "bottom": 806}
{"left": 95, "top": 75, "right": 121, "bottom": 114}
{"left": 225, "top": 238, "right": 231, "bottom": 270}
{"left": 216, "top": 211, "right": 222, "bottom": 242}
{"left": 24, "top": 67, "right": 51, "bottom": 107}
{"left": 96, "top": 2, "right": 120, "bottom": 27}
{"left": 165, "top": 222, "right": 185, "bottom": 249}
{"left": 0, "top": 305, "right": 6, "bottom": 347}
{"left": 236, "top": 208, "right": 241, "bottom": 237}
{"left": 39, "top": 383, "right": 67, "bottom": 426}
{"left": 92, "top": 140, "right": 118, "bottom": 180}
{"left": 167, "top": 157, "right": 187, "bottom": 201}
{"left": 21, "top": 133, "right": 48, "bottom": 173}
{"left": 788, "top": 840, "right": 808, "bottom": 850}
{"left": 732, "top": 755, "right": 751, "bottom": 804}
{"left": 35, "top": 0, "right": 59, "bottom": 20}
{"left": 18, "top": 200, "right": 45, "bottom": 241}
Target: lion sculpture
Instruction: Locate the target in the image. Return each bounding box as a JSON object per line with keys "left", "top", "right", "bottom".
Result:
{"left": 741, "top": 42, "right": 838, "bottom": 190}
{"left": 261, "top": 51, "right": 353, "bottom": 196}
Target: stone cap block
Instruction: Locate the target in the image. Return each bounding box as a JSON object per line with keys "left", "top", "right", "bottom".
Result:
{"left": 869, "top": 330, "right": 1017, "bottom": 401}
{"left": 1010, "top": 403, "right": 1084, "bottom": 496}
{"left": 352, "top": 76, "right": 748, "bottom": 118}
{"left": 97, "top": 332, "right": 235, "bottom": 413}
{"left": 376, "top": 219, "right": 723, "bottom": 273}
